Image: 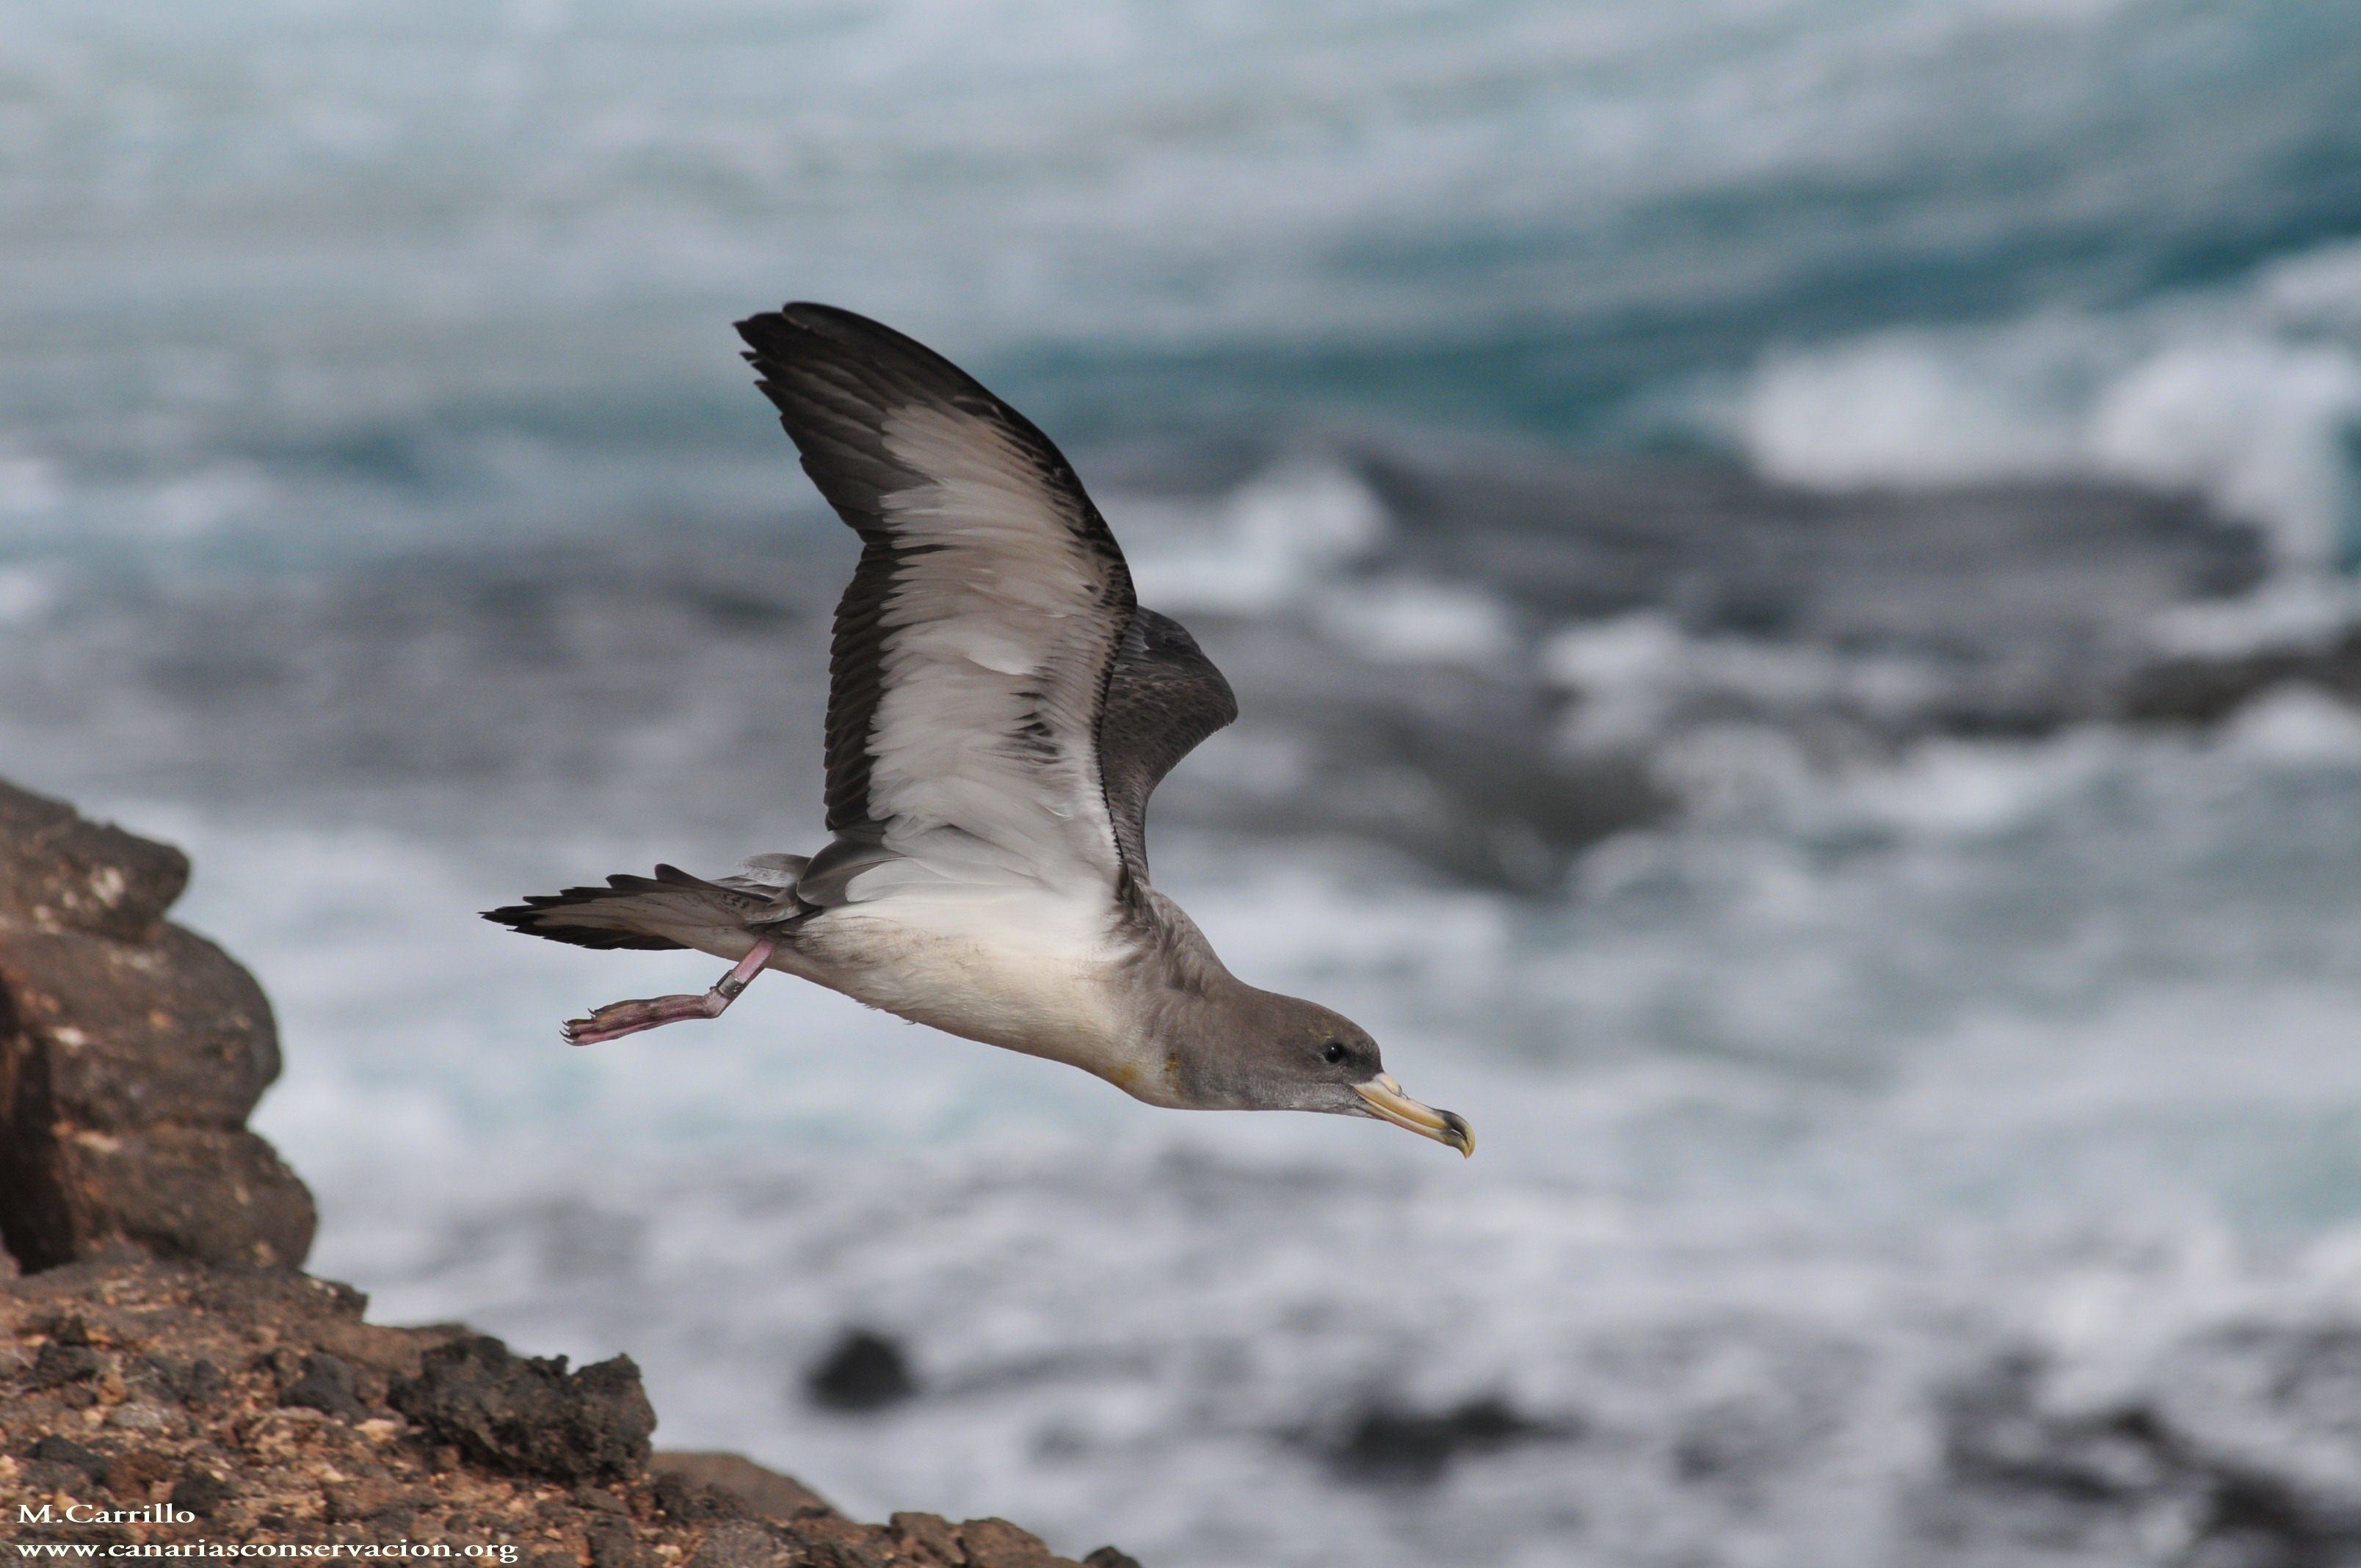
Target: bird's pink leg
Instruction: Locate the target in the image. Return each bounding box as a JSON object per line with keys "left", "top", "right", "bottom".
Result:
{"left": 564, "top": 939, "right": 778, "bottom": 1047}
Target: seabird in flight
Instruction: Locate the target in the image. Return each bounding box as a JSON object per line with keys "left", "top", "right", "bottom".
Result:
{"left": 485, "top": 304, "right": 1472, "bottom": 1155}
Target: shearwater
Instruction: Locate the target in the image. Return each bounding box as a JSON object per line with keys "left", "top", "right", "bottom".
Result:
{"left": 487, "top": 304, "right": 1471, "bottom": 1156}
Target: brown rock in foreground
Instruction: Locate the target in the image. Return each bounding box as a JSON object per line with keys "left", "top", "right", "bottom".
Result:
{"left": 0, "top": 783, "right": 190, "bottom": 945}
{"left": 652, "top": 1453, "right": 833, "bottom": 1522}
{"left": 0, "top": 777, "right": 313, "bottom": 1274}
{"left": 2, "top": 1260, "right": 1139, "bottom": 1567}
{"left": 0, "top": 783, "right": 1139, "bottom": 1562}
{"left": 391, "top": 1334, "right": 658, "bottom": 1485}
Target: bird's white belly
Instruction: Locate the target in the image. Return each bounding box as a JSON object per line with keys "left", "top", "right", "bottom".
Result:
{"left": 781, "top": 893, "right": 1169, "bottom": 1095}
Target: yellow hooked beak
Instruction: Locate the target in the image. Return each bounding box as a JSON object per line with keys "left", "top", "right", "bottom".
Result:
{"left": 1354, "top": 1074, "right": 1474, "bottom": 1158}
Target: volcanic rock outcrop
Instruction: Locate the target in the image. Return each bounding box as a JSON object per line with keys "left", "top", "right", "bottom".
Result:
{"left": 2, "top": 1260, "right": 1136, "bottom": 1567}
{"left": 0, "top": 778, "right": 1140, "bottom": 1566}
{"left": 0, "top": 779, "right": 313, "bottom": 1274}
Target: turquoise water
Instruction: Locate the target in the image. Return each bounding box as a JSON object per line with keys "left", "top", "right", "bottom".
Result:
{"left": 5, "top": 0, "right": 2360, "bottom": 565}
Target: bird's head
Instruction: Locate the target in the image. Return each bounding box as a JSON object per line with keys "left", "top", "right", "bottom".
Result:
{"left": 1175, "top": 989, "right": 1473, "bottom": 1157}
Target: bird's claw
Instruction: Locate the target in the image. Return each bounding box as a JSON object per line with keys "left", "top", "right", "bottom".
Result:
{"left": 562, "top": 993, "right": 704, "bottom": 1047}
{"left": 559, "top": 940, "right": 777, "bottom": 1048}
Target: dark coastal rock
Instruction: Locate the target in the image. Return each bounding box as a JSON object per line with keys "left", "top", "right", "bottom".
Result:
{"left": 683, "top": 1520, "right": 798, "bottom": 1568}
{"left": 1, "top": 924, "right": 280, "bottom": 1130}
{"left": 1919, "top": 1349, "right": 2361, "bottom": 1565}
{"left": 651, "top": 1467, "right": 758, "bottom": 1525}
{"left": 278, "top": 1351, "right": 371, "bottom": 1422}
{"left": 0, "top": 777, "right": 313, "bottom": 1274}
{"left": 1317, "top": 1394, "right": 1570, "bottom": 1485}
{"left": 2121, "top": 625, "right": 2361, "bottom": 725}
{"left": 956, "top": 1517, "right": 1081, "bottom": 1568}
{"left": 26, "top": 1431, "right": 109, "bottom": 1483}
{"left": 653, "top": 1452, "right": 833, "bottom": 1520}
{"left": 390, "top": 1334, "right": 658, "bottom": 1485}
{"left": 1, "top": 1265, "right": 1136, "bottom": 1564}
{"left": 1362, "top": 449, "right": 2263, "bottom": 653}
{"left": 0, "top": 781, "right": 189, "bottom": 945}
{"left": 806, "top": 1327, "right": 917, "bottom": 1412}
{"left": 880, "top": 1514, "right": 1087, "bottom": 1568}
{"left": 888, "top": 1514, "right": 967, "bottom": 1562}
{"left": 169, "top": 1470, "right": 236, "bottom": 1516}
{"left": 21, "top": 1122, "right": 313, "bottom": 1274}
{"left": 30, "top": 1339, "right": 98, "bottom": 1387}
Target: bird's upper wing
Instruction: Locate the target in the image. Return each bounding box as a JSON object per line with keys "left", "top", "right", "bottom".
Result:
{"left": 740, "top": 304, "right": 1154, "bottom": 904}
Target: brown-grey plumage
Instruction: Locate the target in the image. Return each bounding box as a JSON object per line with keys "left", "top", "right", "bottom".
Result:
{"left": 483, "top": 303, "right": 1471, "bottom": 1156}
{"left": 1095, "top": 607, "right": 1238, "bottom": 881}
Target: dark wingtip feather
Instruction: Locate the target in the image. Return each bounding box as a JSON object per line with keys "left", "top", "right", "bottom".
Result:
{"left": 735, "top": 301, "right": 880, "bottom": 346}
{"left": 734, "top": 304, "right": 984, "bottom": 399}
{"left": 733, "top": 304, "right": 849, "bottom": 359}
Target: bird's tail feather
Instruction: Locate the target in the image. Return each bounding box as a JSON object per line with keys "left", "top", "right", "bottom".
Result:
{"left": 482, "top": 860, "right": 802, "bottom": 953}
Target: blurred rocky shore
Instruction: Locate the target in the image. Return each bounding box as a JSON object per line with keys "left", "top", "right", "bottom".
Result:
{"left": 1, "top": 448, "right": 2348, "bottom": 888}
{"left": 0, "top": 779, "right": 1140, "bottom": 1568}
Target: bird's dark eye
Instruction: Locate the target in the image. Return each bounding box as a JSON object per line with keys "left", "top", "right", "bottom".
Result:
{"left": 1321, "top": 1041, "right": 1348, "bottom": 1065}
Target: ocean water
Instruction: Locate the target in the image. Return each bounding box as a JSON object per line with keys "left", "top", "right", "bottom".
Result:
{"left": 9, "top": 2, "right": 2361, "bottom": 1564}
